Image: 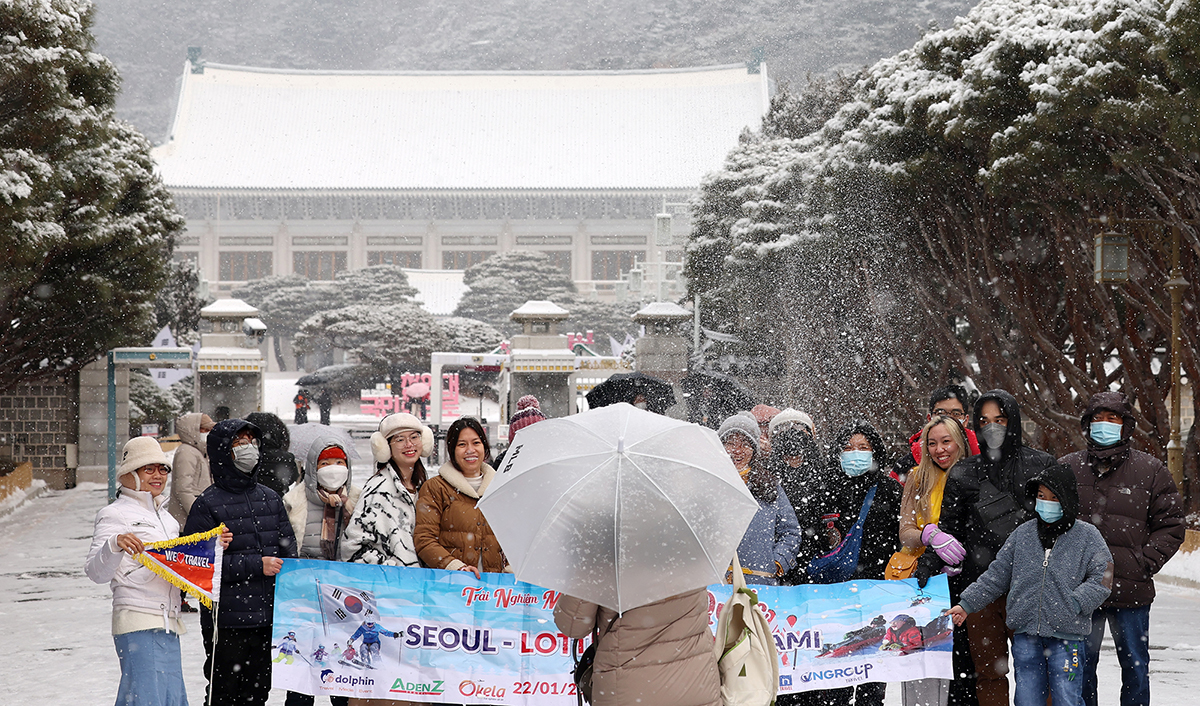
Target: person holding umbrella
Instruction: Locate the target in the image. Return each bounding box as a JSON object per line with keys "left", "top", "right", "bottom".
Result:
{"left": 718, "top": 413, "right": 800, "bottom": 585}
{"left": 585, "top": 372, "right": 676, "bottom": 414}
{"left": 555, "top": 586, "right": 721, "bottom": 706}
{"left": 477, "top": 403, "right": 761, "bottom": 706}
{"left": 414, "top": 417, "right": 507, "bottom": 577}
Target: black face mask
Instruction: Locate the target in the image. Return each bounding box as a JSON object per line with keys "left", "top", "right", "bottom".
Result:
{"left": 774, "top": 428, "right": 810, "bottom": 458}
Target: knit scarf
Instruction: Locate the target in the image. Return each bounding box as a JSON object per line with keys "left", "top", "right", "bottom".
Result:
{"left": 316, "top": 486, "right": 350, "bottom": 560}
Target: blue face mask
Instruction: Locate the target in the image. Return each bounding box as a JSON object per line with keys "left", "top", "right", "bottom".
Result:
{"left": 1089, "top": 420, "right": 1123, "bottom": 447}
{"left": 1035, "top": 498, "right": 1063, "bottom": 524}
{"left": 840, "top": 450, "right": 874, "bottom": 477}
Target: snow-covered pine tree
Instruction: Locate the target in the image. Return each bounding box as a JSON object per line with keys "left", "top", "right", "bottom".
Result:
{"left": 0, "top": 0, "right": 183, "bottom": 391}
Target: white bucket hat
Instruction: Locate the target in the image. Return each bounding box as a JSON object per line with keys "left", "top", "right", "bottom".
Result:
{"left": 118, "top": 436, "right": 170, "bottom": 490}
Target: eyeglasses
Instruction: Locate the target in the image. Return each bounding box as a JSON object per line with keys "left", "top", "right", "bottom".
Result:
{"left": 231, "top": 438, "right": 260, "bottom": 449}
{"left": 389, "top": 432, "right": 422, "bottom": 445}
{"left": 139, "top": 465, "right": 170, "bottom": 476}
{"left": 932, "top": 408, "right": 967, "bottom": 420}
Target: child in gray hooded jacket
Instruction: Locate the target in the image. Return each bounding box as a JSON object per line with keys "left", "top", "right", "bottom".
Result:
{"left": 949, "top": 463, "right": 1111, "bottom": 706}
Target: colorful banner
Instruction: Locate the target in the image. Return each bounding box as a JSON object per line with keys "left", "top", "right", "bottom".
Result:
{"left": 272, "top": 560, "right": 951, "bottom": 703}
{"left": 135, "top": 524, "right": 225, "bottom": 608}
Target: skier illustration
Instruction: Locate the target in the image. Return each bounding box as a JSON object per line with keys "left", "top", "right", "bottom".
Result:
{"left": 273, "top": 631, "right": 300, "bottom": 665}
{"left": 339, "top": 642, "right": 358, "bottom": 667}
{"left": 312, "top": 644, "right": 329, "bottom": 665}
{"left": 349, "top": 620, "right": 401, "bottom": 669}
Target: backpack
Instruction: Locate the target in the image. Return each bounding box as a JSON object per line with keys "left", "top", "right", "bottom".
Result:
{"left": 714, "top": 552, "right": 780, "bottom": 706}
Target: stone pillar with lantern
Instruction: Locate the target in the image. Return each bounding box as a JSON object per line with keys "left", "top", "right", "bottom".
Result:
{"left": 194, "top": 299, "right": 267, "bottom": 420}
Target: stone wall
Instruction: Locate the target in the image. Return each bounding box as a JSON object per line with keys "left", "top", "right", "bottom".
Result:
{"left": 0, "top": 374, "right": 79, "bottom": 489}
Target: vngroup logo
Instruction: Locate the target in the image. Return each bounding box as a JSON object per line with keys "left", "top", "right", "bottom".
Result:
{"left": 780, "top": 675, "right": 793, "bottom": 688}
{"left": 799, "top": 663, "right": 874, "bottom": 683}
{"left": 459, "top": 679, "right": 507, "bottom": 699}
{"left": 389, "top": 677, "right": 444, "bottom": 696}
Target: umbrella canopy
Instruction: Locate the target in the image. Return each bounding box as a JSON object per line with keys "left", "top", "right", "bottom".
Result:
{"left": 286, "top": 423, "right": 361, "bottom": 467}
{"left": 585, "top": 372, "right": 676, "bottom": 414}
{"left": 681, "top": 370, "right": 755, "bottom": 429}
{"left": 478, "top": 403, "right": 759, "bottom": 613}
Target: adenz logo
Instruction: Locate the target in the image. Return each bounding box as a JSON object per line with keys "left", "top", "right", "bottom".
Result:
{"left": 390, "top": 677, "right": 444, "bottom": 696}
{"left": 799, "top": 664, "right": 873, "bottom": 683}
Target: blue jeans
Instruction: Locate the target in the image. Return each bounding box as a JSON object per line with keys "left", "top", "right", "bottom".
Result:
{"left": 1011, "top": 633, "right": 1084, "bottom": 706}
{"left": 113, "top": 629, "right": 188, "bottom": 706}
{"left": 1083, "top": 606, "right": 1151, "bottom": 706}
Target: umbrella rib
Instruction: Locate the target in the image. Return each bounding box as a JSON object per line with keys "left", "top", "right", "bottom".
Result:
{"left": 618, "top": 452, "right": 725, "bottom": 583}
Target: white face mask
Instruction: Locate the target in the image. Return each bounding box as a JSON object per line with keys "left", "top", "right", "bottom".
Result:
{"left": 233, "top": 444, "right": 259, "bottom": 474}
{"left": 198, "top": 432, "right": 209, "bottom": 447}
{"left": 316, "top": 464, "right": 349, "bottom": 490}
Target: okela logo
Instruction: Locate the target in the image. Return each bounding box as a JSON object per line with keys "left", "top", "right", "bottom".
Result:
{"left": 459, "top": 680, "right": 507, "bottom": 699}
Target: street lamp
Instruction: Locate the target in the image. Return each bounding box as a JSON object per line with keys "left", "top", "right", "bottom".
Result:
{"left": 1094, "top": 230, "right": 1130, "bottom": 283}
{"left": 1093, "top": 218, "right": 1190, "bottom": 488}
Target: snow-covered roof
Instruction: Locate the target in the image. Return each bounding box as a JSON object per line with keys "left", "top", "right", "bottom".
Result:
{"left": 510, "top": 300, "right": 571, "bottom": 319}
{"left": 404, "top": 268, "right": 468, "bottom": 316}
{"left": 632, "top": 301, "right": 693, "bottom": 320}
{"left": 200, "top": 298, "right": 259, "bottom": 317}
{"left": 151, "top": 63, "right": 771, "bottom": 191}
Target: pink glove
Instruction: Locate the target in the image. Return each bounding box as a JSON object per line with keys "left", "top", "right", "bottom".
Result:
{"left": 921, "top": 524, "right": 966, "bottom": 565}
{"left": 942, "top": 565, "right": 962, "bottom": 577}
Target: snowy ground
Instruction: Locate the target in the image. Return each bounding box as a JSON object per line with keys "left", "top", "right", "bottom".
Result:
{"left": 2, "top": 483, "right": 1198, "bottom": 705}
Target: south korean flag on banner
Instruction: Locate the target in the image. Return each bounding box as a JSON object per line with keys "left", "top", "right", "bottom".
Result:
{"left": 319, "top": 583, "right": 378, "bottom": 622}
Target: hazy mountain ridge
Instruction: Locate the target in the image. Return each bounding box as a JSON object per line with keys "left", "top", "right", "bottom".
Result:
{"left": 92, "top": 0, "right": 977, "bottom": 143}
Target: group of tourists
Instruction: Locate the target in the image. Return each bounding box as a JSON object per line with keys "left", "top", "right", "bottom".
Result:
{"left": 716, "top": 386, "right": 1185, "bottom": 706}
{"left": 86, "top": 385, "right": 1184, "bottom": 706}
{"left": 87, "top": 403, "right": 522, "bottom": 706}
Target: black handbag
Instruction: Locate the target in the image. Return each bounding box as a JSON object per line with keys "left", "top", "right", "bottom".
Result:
{"left": 572, "top": 615, "right": 616, "bottom": 705}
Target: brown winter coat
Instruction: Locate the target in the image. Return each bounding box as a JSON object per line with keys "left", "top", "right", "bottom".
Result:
{"left": 554, "top": 589, "right": 720, "bottom": 706}
{"left": 1059, "top": 391, "right": 1186, "bottom": 609}
{"left": 167, "top": 413, "right": 211, "bottom": 524}
{"left": 413, "top": 462, "right": 507, "bottom": 573}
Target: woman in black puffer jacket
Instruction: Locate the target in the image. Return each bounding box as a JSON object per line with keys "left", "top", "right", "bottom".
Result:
{"left": 185, "top": 418, "right": 297, "bottom": 706}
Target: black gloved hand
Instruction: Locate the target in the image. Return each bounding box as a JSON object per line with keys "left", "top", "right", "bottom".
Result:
{"left": 914, "top": 548, "right": 945, "bottom": 590}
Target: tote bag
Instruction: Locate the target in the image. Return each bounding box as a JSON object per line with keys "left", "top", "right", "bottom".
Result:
{"left": 715, "top": 552, "right": 780, "bottom": 706}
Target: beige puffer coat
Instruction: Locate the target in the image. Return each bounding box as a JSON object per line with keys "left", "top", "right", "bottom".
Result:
{"left": 554, "top": 589, "right": 720, "bottom": 706}
{"left": 413, "top": 462, "right": 507, "bottom": 573}
{"left": 167, "top": 412, "right": 211, "bottom": 524}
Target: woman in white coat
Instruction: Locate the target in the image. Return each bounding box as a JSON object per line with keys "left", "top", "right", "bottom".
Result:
{"left": 85, "top": 436, "right": 231, "bottom": 706}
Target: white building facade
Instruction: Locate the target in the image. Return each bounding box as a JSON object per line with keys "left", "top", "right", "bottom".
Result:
{"left": 152, "top": 60, "right": 772, "bottom": 299}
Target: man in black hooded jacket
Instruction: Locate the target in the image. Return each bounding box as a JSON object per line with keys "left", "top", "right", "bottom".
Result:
{"left": 185, "top": 418, "right": 298, "bottom": 706}
{"left": 938, "top": 389, "right": 1056, "bottom": 706}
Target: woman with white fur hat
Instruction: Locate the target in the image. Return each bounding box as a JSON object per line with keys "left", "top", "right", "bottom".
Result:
{"left": 85, "top": 436, "right": 232, "bottom": 705}
{"left": 340, "top": 413, "right": 433, "bottom": 565}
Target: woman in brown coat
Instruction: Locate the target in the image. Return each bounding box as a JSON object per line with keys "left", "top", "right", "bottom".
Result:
{"left": 414, "top": 417, "right": 508, "bottom": 576}
{"left": 554, "top": 589, "right": 720, "bottom": 706}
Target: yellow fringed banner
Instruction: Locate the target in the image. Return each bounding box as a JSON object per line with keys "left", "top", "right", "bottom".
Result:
{"left": 136, "top": 524, "right": 226, "bottom": 608}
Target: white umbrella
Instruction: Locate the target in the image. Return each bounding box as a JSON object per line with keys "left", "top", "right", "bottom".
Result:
{"left": 478, "top": 403, "right": 759, "bottom": 614}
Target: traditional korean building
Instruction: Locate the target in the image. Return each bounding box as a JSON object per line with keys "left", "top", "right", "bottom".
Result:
{"left": 151, "top": 57, "right": 772, "bottom": 300}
